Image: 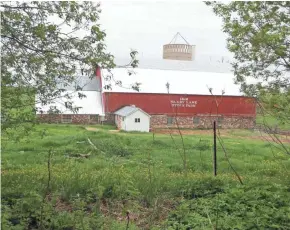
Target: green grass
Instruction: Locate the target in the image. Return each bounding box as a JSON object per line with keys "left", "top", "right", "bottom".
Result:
{"left": 256, "top": 114, "right": 290, "bottom": 131}
{"left": 2, "top": 124, "right": 290, "bottom": 229}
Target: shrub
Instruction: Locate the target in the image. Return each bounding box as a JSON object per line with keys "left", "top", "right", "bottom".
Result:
{"left": 193, "top": 140, "right": 211, "bottom": 151}
{"left": 166, "top": 185, "right": 290, "bottom": 229}
{"left": 98, "top": 140, "right": 132, "bottom": 157}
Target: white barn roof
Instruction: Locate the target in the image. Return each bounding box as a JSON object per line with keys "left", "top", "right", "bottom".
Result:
{"left": 114, "top": 57, "right": 232, "bottom": 73}
{"left": 57, "top": 75, "right": 101, "bottom": 91}
{"left": 102, "top": 68, "right": 245, "bottom": 96}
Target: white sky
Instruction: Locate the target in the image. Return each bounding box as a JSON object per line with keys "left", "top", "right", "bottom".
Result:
{"left": 99, "top": 1, "right": 232, "bottom": 61}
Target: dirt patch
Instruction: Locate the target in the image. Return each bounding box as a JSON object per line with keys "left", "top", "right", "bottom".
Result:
{"left": 54, "top": 198, "right": 73, "bottom": 212}
{"left": 154, "top": 129, "right": 213, "bottom": 136}
{"left": 153, "top": 129, "right": 290, "bottom": 144}
{"left": 85, "top": 127, "right": 99, "bottom": 132}
{"left": 109, "top": 130, "right": 119, "bottom": 133}
{"left": 242, "top": 133, "right": 290, "bottom": 144}
{"left": 100, "top": 198, "right": 178, "bottom": 230}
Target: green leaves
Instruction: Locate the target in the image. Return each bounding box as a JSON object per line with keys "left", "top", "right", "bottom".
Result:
{"left": 1, "top": 1, "right": 138, "bottom": 139}
{"left": 207, "top": 2, "right": 290, "bottom": 125}
{"left": 33, "top": 24, "right": 46, "bottom": 40}
{"left": 91, "top": 25, "right": 106, "bottom": 41}
{"left": 166, "top": 185, "right": 290, "bottom": 229}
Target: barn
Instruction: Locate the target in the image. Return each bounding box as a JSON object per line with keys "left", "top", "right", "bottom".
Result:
{"left": 105, "top": 92, "right": 256, "bottom": 129}
{"left": 102, "top": 68, "right": 256, "bottom": 129}
{"left": 36, "top": 65, "right": 257, "bottom": 129}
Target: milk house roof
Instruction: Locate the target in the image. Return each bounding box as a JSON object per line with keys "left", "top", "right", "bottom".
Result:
{"left": 114, "top": 105, "right": 150, "bottom": 117}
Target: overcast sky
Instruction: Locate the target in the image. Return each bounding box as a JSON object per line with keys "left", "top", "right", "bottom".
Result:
{"left": 99, "top": 0, "right": 232, "bottom": 62}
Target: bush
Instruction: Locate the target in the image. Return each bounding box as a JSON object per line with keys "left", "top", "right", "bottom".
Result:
{"left": 152, "top": 140, "right": 170, "bottom": 147}
{"left": 1, "top": 193, "right": 104, "bottom": 230}
{"left": 98, "top": 140, "right": 132, "bottom": 157}
{"left": 193, "top": 140, "right": 211, "bottom": 151}
{"left": 166, "top": 185, "right": 290, "bottom": 229}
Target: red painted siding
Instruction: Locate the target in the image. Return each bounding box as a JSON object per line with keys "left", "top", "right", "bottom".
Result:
{"left": 104, "top": 92, "right": 256, "bottom": 117}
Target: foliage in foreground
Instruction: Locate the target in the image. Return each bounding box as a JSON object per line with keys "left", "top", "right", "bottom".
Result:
{"left": 167, "top": 185, "right": 290, "bottom": 229}
{"left": 206, "top": 1, "right": 290, "bottom": 125}
{"left": 1, "top": 1, "right": 138, "bottom": 138}
{"left": 2, "top": 124, "right": 290, "bottom": 229}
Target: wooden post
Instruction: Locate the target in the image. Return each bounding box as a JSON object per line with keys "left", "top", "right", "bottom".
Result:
{"left": 213, "top": 120, "right": 217, "bottom": 176}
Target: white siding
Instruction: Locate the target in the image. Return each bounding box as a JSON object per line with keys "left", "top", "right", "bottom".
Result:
{"left": 124, "top": 110, "right": 150, "bottom": 132}
{"left": 120, "top": 117, "right": 126, "bottom": 130}
{"left": 36, "top": 91, "right": 104, "bottom": 115}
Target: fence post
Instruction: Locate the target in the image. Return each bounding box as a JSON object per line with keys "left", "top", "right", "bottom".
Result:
{"left": 213, "top": 120, "right": 217, "bottom": 176}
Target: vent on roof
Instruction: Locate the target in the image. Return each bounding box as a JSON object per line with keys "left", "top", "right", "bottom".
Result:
{"left": 131, "top": 105, "right": 136, "bottom": 107}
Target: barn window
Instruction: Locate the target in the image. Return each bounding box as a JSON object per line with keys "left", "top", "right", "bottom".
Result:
{"left": 135, "top": 118, "right": 140, "bottom": 123}
{"left": 90, "top": 115, "right": 96, "bottom": 121}
{"left": 122, "top": 117, "right": 125, "bottom": 121}
{"left": 217, "top": 116, "right": 224, "bottom": 127}
{"left": 62, "top": 115, "right": 72, "bottom": 123}
{"left": 167, "top": 116, "right": 173, "bottom": 125}
{"left": 193, "top": 117, "right": 200, "bottom": 124}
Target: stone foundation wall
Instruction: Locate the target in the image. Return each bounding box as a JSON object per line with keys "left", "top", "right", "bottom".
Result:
{"left": 150, "top": 114, "right": 255, "bottom": 129}
{"left": 37, "top": 114, "right": 99, "bottom": 124}
{"left": 115, "top": 115, "right": 122, "bottom": 130}
{"left": 38, "top": 113, "right": 255, "bottom": 129}
{"left": 105, "top": 113, "right": 115, "bottom": 124}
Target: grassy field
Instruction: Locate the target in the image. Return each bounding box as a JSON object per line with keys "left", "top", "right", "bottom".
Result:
{"left": 256, "top": 114, "right": 290, "bottom": 131}
{"left": 2, "top": 124, "right": 290, "bottom": 229}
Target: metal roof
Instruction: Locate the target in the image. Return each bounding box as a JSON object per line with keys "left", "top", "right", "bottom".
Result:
{"left": 101, "top": 68, "right": 259, "bottom": 96}
{"left": 114, "top": 106, "right": 139, "bottom": 117}
{"left": 114, "top": 105, "right": 150, "bottom": 117}
{"left": 57, "top": 75, "right": 101, "bottom": 91}
{"left": 114, "top": 57, "right": 232, "bottom": 73}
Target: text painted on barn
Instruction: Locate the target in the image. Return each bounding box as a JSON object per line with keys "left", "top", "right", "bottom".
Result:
{"left": 171, "top": 97, "right": 198, "bottom": 107}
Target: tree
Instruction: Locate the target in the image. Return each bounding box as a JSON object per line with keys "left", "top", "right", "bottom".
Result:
{"left": 206, "top": 1, "right": 290, "bottom": 125}
{"left": 1, "top": 1, "right": 138, "bottom": 139}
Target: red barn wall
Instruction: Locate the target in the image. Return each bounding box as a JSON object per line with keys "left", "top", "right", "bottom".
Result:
{"left": 104, "top": 92, "right": 256, "bottom": 117}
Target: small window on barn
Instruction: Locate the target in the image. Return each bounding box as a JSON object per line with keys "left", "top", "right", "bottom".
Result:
{"left": 217, "top": 116, "right": 224, "bottom": 123}
{"left": 135, "top": 118, "right": 140, "bottom": 123}
{"left": 193, "top": 117, "right": 200, "bottom": 124}
{"left": 90, "top": 115, "right": 96, "bottom": 121}
{"left": 167, "top": 116, "right": 173, "bottom": 125}
{"left": 217, "top": 116, "right": 224, "bottom": 127}
{"left": 62, "top": 115, "right": 72, "bottom": 123}
{"left": 122, "top": 117, "right": 125, "bottom": 121}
